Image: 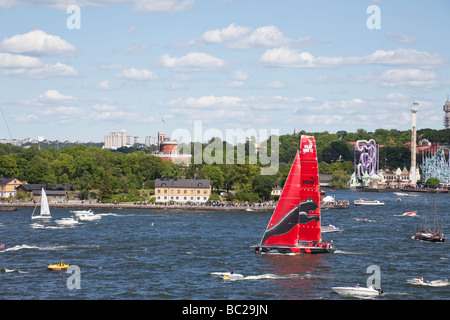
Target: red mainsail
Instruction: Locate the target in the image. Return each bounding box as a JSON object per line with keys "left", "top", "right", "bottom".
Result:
{"left": 260, "top": 135, "right": 321, "bottom": 247}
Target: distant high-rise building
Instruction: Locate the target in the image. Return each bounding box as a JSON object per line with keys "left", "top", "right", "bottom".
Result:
{"left": 145, "top": 136, "right": 158, "bottom": 146}
{"left": 443, "top": 96, "right": 450, "bottom": 129}
{"left": 103, "top": 129, "right": 137, "bottom": 149}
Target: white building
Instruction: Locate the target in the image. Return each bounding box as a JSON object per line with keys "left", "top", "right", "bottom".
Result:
{"left": 104, "top": 129, "right": 141, "bottom": 149}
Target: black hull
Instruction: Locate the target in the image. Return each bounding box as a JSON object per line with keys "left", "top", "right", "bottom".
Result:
{"left": 255, "top": 244, "right": 335, "bottom": 254}
{"left": 414, "top": 234, "right": 445, "bottom": 243}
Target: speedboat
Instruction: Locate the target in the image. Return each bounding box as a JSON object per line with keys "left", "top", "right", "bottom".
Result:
{"left": 406, "top": 277, "right": 424, "bottom": 285}
{"left": 48, "top": 261, "right": 69, "bottom": 271}
{"left": 78, "top": 214, "right": 101, "bottom": 221}
{"left": 71, "top": 209, "right": 94, "bottom": 216}
{"left": 403, "top": 211, "right": 418, "bottom": 216}
{"left": 354, "top": 199, "right": 385, "bottom": 206}
{"left": 30, "top": 222, "right": 46, "bottom": 229}
{"left": 210, "top": 272, "right": 244, "bottom": 280}
{"left": 332, "top": 285, "right": 383, "bottom": 297}
{"left": 55, "top": 217, "right": 78, "bottom": 225}
{"left": 322, "top": 225, "right": 342, "bottom": 233}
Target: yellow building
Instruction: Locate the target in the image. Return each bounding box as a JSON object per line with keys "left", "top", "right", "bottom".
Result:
{"left": 155, "top": 179, "right": 211, "bottom": 203}
{"left": 0, "top": 177, "right": 24, "bottom": 198}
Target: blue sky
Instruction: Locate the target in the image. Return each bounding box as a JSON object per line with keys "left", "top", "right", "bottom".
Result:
{"left": 0, "top": 0, "right": 449, "bottom": 143}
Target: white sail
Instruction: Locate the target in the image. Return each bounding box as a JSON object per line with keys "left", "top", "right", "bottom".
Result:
{"left": 31, "top": 188, "right": 52, "bottom": 219}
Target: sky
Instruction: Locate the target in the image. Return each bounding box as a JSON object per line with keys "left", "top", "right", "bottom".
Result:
{"left": 0, "top": 0, "right": 449, "bottom": 144}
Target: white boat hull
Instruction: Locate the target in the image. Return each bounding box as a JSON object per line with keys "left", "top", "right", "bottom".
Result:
{"left": 78, "top": 214, "right": 101, "bottom": 221}
{"left": 210, "top": 272, "right": 244, "bottom": 280}
{"left": 332, "top": 286, "right": 382, "bottom": 297}
{"left": 55, "top": 218, "right": 78, "bottom": 225}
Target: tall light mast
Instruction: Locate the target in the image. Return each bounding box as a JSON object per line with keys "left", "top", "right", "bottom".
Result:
{"left": 410, "top": 103, "right": 419, "bottom": 185}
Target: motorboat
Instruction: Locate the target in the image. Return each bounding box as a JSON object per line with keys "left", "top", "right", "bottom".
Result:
{"left": 332, "top": 285, "right": 383, "bottom": 297}
{"left": 71, "top": 209, "right": 94, "bottom": 216}
{"left": 406, "top": 277, "right": 424, "bottom": 285}
{"left": 322, "top": 225, "right": 342, "bottom": 233}
{"left": 55, "top": 217, "right": 78, "bottom": 226}
{"left": 403, "top": 211, "right": 418, "bottom": 216}
{"left": 78, "top": 214, "right": 101, "bottom": 221}
{"left": 354, "top": 199, "right": 385, "bottom": 206}
{"left": 210, "top": 272, "right": 244, "bottom": 280}
{"left": 48, "top": 261, "right": 69, "bottom": 271}
{"left": 30, "top": 222, "right": 46, "bottom": 229}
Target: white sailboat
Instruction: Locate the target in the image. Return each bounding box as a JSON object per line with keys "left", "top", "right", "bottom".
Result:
{"left": 31, "top": 188, "right": 52, "bottom": 220}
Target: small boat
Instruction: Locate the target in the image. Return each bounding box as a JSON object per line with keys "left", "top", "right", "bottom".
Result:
{"left": 30, "top": 222, "right": 46, "bottom": 229}
{"left": 31, "top": 188, "right": 52, "bottom": 220}
{"left": 210, "top": 272, "right": 244, "bottom": 280}
{"left": 78, "top": 214, "right": 101, "bottom": 221}
{"left": 48, "top": 261, "right": 69, "bottom": 271}
{"left": 71, "top": 209, "right": 94, "bottom": 216}
{"left": 403, "top": 211, "right": 418, "bottom": 216}
{"left": 55, "top": 217, "right": 78, "bottom": 226}
{"left": 254, "top": 136, "right": 335, "bottom": 255}
{"left": 322, "top": 225, "right": 342, "bottom": 233}
{"left": 332, "top": 285, "right": 383, "bottom": 297}
{"left": 354, "top": 199, "right": 385, "bottom": 206}
{"left": 413, "top": 198, "right": 445, "bottom": 243}
{"left": 406, "top": 277, "right": 424, "bottom": 285}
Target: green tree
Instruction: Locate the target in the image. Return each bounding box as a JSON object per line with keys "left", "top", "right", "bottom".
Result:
{"left": 329, "top": 170, "right": 350, "bottom": 189}
{"left": 200, "top": 165, "right": 224, "bottom": 192}
{"left": 252, "top": 174, "right": 277, "bottom": 201}
{"left": 426, "top": 177, "right": 440, "bottom": 188}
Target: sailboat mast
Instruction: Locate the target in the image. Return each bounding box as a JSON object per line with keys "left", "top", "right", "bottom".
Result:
{"left": 433, "top": 195, "right": 436, "bottom": 234}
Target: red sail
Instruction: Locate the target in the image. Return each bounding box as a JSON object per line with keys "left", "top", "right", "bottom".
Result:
{"left": 260, "top": 151, "right": 301, "bottom": 246}
{"left": 298, "top": 135, "right": 321, "bottom": 242}
{"left": 260, "top": 135, "right": 321, "bottom": 247}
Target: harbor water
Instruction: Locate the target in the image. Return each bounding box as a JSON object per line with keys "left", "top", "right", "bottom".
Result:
{"left": 0, "top": 189, "right": 448, "bottom": 300}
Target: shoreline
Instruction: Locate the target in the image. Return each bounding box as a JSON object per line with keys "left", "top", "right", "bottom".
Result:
{"left": 0, "top": 202, "right": 274, "bottom": 212}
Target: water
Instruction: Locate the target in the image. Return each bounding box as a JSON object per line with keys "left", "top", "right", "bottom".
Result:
{"left": 0, "top": 189, "right": 448, "bottom": 300}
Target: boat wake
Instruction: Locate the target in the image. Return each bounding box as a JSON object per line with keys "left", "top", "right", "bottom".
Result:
{"left": 1, "top": 267, "right": 28, "bottom": 273}
{"left": 1, "top": 244, "right": 99, "bottom": 252}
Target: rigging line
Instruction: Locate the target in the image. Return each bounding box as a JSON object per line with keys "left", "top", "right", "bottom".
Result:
{"left": 0, "top": 105, "right": 13, "bottom": 139}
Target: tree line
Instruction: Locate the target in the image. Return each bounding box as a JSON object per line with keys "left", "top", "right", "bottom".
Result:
{"left": 1, "top": 128, "right": 449, "bottom": 201}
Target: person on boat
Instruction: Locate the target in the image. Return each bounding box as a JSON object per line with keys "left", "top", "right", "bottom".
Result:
{"left": 229, "top": 269, "right": 234, "bottom": 274}
{"left": 0, "top": 243, "right": 4, "bottom": 251}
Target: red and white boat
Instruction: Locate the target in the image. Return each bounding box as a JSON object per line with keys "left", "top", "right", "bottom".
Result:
{"left": 254, "top": 135, "right": 335, "bottom": 254}
{"left": 403, "top": 211, "right": 418, "bottom": 216}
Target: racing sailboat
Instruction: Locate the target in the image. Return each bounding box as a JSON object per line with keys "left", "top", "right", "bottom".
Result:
{"left": 255, "top": 135, "right": 335, "bottom": 254}
{"left": 31, "top": 188, "right": 52, "bottom": 220}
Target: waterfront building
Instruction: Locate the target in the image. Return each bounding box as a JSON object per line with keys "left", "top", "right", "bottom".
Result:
{"left": 154, "top": 178, "right": 211, "bottom": 203}
{"left": 0, "top": 177, "right": 24, "bottom": 198}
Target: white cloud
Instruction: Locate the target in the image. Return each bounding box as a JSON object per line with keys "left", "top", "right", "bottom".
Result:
{"left": 0, "top": 29, "right": 77, "bottom": 56}
{"left": 358, "top": 68, "right": 438, "bottom": 88}
{"left": 385, "top": 32, "right": 417, "bottom": 44}
{"left": 260, "top": 47, "right": 444, "bottom": 68}
{"left": 96, "top": 80, "right": 114, "bottom": 90}
{"left": 116, "top": 67, "right": 158, "bottom": 80}
{"left": 120, "top": 44, "right": 149, "bottom": 55}
{"left": 264, "top": 81, "right": 285, "bottom": 89}
{"left": 229, "top": 70, "right": 248, "bottom": 81}
{"left": 189, "top": 23, "right": 312, "bottom": 50}
{"left": 230, "top": 25, "right": 291, "bottom": 49}
{"left": 166, "top": 95, "right": 243, "bottom": 108}
{"left": 38, "top": 89, "right": 75, "bottom": 102}
{"left": 0, "top": 52, "right": 43, "bottom": 68}
{"left": 1, "top": 62, "right": 78, "bottom": 79}
{"left": 193, "top": 23, "right": 251, "bottom": 44}
{"left": 160, "top": 52, "right": 225, "bottom": 71}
